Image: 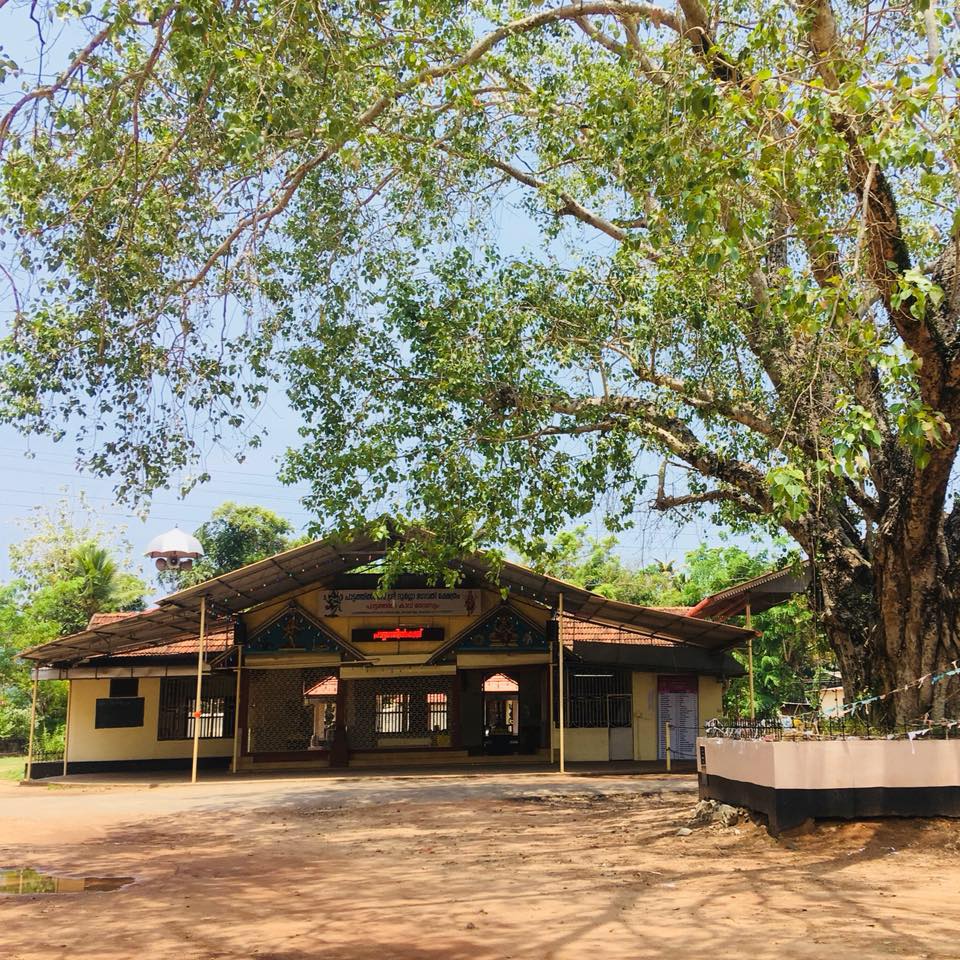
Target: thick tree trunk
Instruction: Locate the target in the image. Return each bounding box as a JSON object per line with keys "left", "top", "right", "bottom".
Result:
{"left": 813, "top": 533, "right": 879, "bottom": 704}
{"left": 814, "top": 447, "right": 960, "bottom": 728}
{"left": 872, "top": 538, "right": 960, "bottom": 723}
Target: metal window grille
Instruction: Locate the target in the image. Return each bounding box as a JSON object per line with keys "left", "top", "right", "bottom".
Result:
{"left": 375, "top": 693, "right": 410, "bottom": 734}
{"left": 158, "top": 675, "right": 236, "bottom": 741}
{"left": 427, "top": 692, "right": 448, "bottom": 733}
{"left": 565, "top": 671, "right": 632, "bottom": 728}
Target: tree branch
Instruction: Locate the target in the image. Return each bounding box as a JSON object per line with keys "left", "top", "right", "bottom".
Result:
{"left": 537, "top": 392, "right": 776, "bottom": 512}
{"left": 178, "top": 2, "right": 680, "bottom": 294}
{"left": 0, "top": 20, "right": 118, "bottom": 152}
{"left": 800, "top": 2, "right": 954, "bottom": 409}
{"left": 652, "top": 460, "right": 759, "bottom": 514}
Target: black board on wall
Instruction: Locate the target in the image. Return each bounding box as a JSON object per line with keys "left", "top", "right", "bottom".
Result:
{"left": 94, "top": 697, "right": 145, "bottom": 729}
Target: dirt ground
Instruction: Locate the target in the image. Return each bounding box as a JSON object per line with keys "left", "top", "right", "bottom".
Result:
{"left": 1, "top": 771, "right": 959, "bottom": 960}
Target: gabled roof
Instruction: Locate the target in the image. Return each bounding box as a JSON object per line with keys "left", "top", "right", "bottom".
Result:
{"left": 304, "top": 676, "right": 339, "bottom": 698}
{"left": 688, "top": 565, "right": 810, "bottom": 621}
{"left": 21, "top": 525, "right": 755, "bottom": 665}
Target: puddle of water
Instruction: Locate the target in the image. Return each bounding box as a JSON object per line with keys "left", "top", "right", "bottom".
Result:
{"left": 0, "top": 868, "right": 134, "bottom": 894}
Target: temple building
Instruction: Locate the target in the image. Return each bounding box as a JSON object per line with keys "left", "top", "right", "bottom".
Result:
{"left": 20, "top": 528, "right": 752, "bottom": 777}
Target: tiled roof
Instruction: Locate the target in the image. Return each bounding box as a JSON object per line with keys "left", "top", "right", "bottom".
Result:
{"left": 562, "top": 614, "right": 678, "bottom": 648}
{"left": 304, "top": 676, "right": 339, "bottom": 697}
{"left": 483, "top": 672, "right": 519, "bottom": 693}
{"left": 103, "top": 621, "right": 234, "bottom": 658}
{"left": 653, "top": 606, "right": 695, "bottom": 616}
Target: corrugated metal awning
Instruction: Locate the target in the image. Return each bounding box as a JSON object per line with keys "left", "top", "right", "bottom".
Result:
{"left": 21, "top": 526, "right": 755, "bottom": 665}
{"left": 688, "top": 566, "right": 810, "bottom": 621}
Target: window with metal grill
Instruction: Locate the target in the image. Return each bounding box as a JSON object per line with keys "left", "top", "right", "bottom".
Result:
{"left": 375, "top": 693, "right": 410, "bottom": 734}
{"left": 427, "top": 692, "right": 448, "bottom": 733}
{"left": 157, "top": 675, "right": 236, "bottom": 740}
{"left": 565, "top": 671, "right": 632, "bottom": 728}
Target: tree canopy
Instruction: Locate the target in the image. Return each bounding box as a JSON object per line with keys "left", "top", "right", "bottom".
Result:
{"left": 0, "top": 499, "right": 146, "bottom": 740}
{"left": 157, "top": 501, "right": 296, "bottom": 587}
{"left": 1, "top": 1, "right": 959, "bottom": 721}
{"left": 529, "top": 527, "right": 831, "bottom": 715}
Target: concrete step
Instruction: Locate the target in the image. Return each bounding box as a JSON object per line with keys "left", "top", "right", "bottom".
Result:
{"left": 348, "top": 750, "right": 549, "bottom": 768}
{"left": 348, "top": 750, "right": 470, "bottom": 767}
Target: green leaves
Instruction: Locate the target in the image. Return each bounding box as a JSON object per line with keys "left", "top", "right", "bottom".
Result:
{"left": 890, "top": 267, "right": 945, "bottom": 321}
{"left": 0, "top": 0, "right": 956, "bottom": 592}
{"left": 765, "top": 465, "right": 810, "bottom": 522}
{"left": 892, "top": 398, "right": 950, "bottom": 469}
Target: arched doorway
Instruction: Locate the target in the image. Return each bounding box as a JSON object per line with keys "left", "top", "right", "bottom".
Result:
{"left": 482, "top": 672, "right": 519, "bottom": 755}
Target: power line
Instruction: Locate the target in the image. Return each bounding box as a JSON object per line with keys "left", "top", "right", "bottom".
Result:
{"left": 0, "top": 486, "right": 315, "bottom": 512}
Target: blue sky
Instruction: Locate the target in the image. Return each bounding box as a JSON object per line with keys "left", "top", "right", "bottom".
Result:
{"left": 0, "top": 4, "right": 763, "bottom": 590}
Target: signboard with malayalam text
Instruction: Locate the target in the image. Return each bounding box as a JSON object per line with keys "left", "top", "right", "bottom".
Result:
{"left": 320, "top": 588, "right": 480, "bottom": 618}
{"left": 657, "top": 675, "right": 699, "bottom": 761}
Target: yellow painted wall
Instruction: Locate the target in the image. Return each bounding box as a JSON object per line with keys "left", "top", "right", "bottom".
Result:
{"left": 555, "top": 726, "right": 609, "bottom": 761}
{"left": 697, "top": 676, "right": 723, "bottom": 734}
{"left": 66, "top": 679, "right": 233, "bottom": 763}
{"left": 456, "top": 652, "right": 550, "bottom": 668}
{"left": 819, "top": 686, "right": 844, "bottom": 716}
{"left": 632, "top": 672, "right": 658, "bottom": 761}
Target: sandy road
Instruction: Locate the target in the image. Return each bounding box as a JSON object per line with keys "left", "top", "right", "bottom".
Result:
{"left": 1, "top": 772, "right": 959, "bottom": 960}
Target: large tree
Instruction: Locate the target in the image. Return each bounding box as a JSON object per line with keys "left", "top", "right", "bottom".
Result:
{"left": 1, "top": 1, "right": 958, "bottom": 722}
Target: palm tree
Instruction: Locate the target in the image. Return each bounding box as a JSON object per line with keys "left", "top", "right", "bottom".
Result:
{"left": 70, "top": 544, "right": 120, "bottom": 624}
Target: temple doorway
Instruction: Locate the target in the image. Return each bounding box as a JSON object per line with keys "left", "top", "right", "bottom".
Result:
{"left": 483, "top": 673, "right": 520, "bottom": 755}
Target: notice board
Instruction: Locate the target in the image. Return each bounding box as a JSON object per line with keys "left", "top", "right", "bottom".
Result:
{"left": 657, "top": 675, "right": 698, "bottom": 760}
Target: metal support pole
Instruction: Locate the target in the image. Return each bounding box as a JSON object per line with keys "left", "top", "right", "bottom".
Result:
{"left": 664, "top": 721, "right": 671, "bottom": 773}
{"left": 190, "top": 596, "right": 207, "bottom": 784}
{"left": 231, "top": 644, "right": 243, "bottom": 774}
{"left": 26, "top": 671, "right": 38, "bottom": 781}
{"left": 62, "top": 680, "right": 71, "bottom": 777}
{"left": 548, "top": 646, "right": 555, "bottom": 766}
{"left": 558, "top": 592, "right": 565, "bottom": 774}
{"left": 746, "top": 601, "right": 756, "bottom": 721}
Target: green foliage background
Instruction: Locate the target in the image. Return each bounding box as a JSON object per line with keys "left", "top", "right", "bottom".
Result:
{"left": 0, "top": 499, "right": 146, "bottom": 743}
{"left": 528, "top": 526, "right": 832, "bottom": 716}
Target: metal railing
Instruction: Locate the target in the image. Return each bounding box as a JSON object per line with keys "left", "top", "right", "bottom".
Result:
{"left": 702, "top": 715, "right": 960, "bottom": 741}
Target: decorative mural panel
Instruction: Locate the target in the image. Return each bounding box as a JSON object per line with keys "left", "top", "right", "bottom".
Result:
{"left": 454, "top": 607, "right": 547, "bottom": 652}
{"left": 246, "top": 607, "right": 342, "bottom": 654}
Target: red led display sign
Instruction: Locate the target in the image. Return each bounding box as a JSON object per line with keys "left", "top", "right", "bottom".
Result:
{"left": 373, "top": 628, "right": 424, "bottom": 640}
{"left": 351, "top": 626, "right": 445, "bottom": 644}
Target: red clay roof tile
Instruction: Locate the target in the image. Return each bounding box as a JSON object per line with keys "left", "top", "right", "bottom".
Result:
{"left": 562, "top": 614, "right": 678, "bottom": 648}
{"left": 106, "top": 622, "right": 234, "bottom": 658}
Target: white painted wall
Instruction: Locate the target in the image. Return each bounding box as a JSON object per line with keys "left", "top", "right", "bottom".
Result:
{"left": 697, "top": 737, "right": 960, "bottom": 789}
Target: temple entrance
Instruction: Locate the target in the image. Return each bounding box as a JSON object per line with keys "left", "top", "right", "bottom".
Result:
{"left": 483, "top": 673, "right": 520, "bottom": 755}
{"left": 304, "top": 675, "right": 338, "bottom": 750}
{"left": 454, "top": 666, "right": 547, "bottom": 756}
